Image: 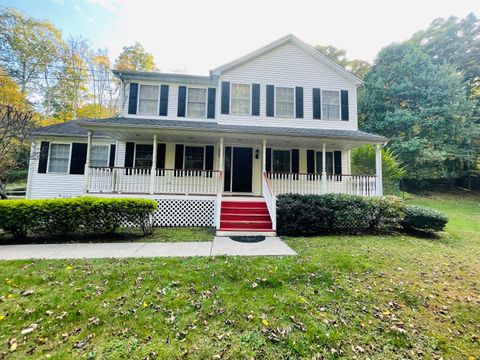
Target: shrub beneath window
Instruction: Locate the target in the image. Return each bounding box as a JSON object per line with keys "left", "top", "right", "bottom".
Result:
{"left": 0, "top": 197, "right": 157, "bottom": 239}
{"left": 400, "top": 205, "right": 448, "bottom": 233}
{"left": 276, "top": 194, "right": 406, "bottom": 236}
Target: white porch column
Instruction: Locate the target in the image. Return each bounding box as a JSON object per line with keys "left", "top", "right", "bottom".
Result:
{"left": 150, "top": 134, "right": 158, "bottom": 194}
{"left": 218, "top": 137, "right": 224, "bottom": 193}
{"left": 375, "top": 143, "right": 383, "bottom": 195}
{"left": 262, "top": 138, "right": 267, "bottom": 172}
{"left": 83, "top": 130, "right": 93, "bottom": 193}
{"left": 346, "top": 149, "right": 352, "bottom": 174}
{"left": 322, "top": 142, "right": 327, "bottom": 194}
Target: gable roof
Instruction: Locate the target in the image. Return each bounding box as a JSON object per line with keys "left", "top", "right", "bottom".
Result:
{"left": 210, "top": 34, "right": 363, "bottom": 85}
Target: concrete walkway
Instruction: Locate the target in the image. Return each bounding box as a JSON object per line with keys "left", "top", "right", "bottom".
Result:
{"left": 0, "top": 237, "right": 296, "bottom": 260}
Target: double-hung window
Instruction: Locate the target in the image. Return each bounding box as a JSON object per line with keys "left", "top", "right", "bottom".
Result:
{"left": 187, "top": 88, "right": 207, "bottom": 118}
{"left": 134, "top": 144, "right": 153, "bottom": 168}
{"left": 90, "top": 145, "right": 109, "bottom": 167}
{"left": 272, "top": 150, "right": 291, "bottom": 173}
{"left": 138, "top": 85, "right": 159, "bottom": 115}
{"left": 184, "top": 146, "right": 204, "bottom": 170}
{"left": 231, "top": 83, "right": 251, "bottom": 115}
{"left": 276, "top": 87, "right": 294, "bottom": 118}
{"left": 316, "top": 152, "right": 334, "bottom": 174}
{"left": 48, "top": 143, "right": 70, "bottom": 173}
{"left": 322, "top": 90, "right": 340, "bottom": 119}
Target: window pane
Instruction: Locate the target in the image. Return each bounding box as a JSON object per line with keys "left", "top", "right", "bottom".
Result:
{"left": 276, "top": 87, "right": 294, "bottom": 117}
{"left": 315, "top": 151, "right": 334, "bottom": 173}
{"left": 185, "top": 146, "right": 204, "bottom": 170}
{"left": 272, "top": 150, "right": 290, "bottom": 173}
{"left": 322, "top": 90, "right": 340, "bottom": 119}
{"left": 135, "top": 144, "right": 153, "bottom": 168}
{"left": 138, "top": 85, "right": 159, "bottom": 115}
{"left": 231, "top": 84, "right": 251, "bottom": 115}
{"left": 48, "top": 144, "right": 70, "bottom": 173}
{"left": 315, "top": 152, "right": 323, "bottom": 174}
{"left": 91, "top": 145, "right": 109, "bottom": 167}
{"left": 187, "top": 88, "right": 207, "bottom": 118}
{"left": 326, "top": 152, "right": 334, "bottom": 174}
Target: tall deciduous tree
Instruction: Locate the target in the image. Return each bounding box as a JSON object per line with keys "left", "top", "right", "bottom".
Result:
{"left": 360, "top": 43, "right": 476, "bottom": 186}
{"left": 314, "top": 44, "right": 371, "bottom": 79}
{"left": 114, "top": 42, "right": 157, "bottom": 72}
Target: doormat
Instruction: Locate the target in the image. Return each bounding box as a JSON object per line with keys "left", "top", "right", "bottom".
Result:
{"left": 229, "top": 236, "right": 266, "bottom": 243}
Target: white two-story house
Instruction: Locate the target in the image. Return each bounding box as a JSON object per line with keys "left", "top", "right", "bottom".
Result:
{"left": 26, "top": 34, "right": 387, "bottom": 234}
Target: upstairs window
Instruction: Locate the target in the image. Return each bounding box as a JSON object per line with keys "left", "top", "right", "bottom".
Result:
{"left": 90, "top": 145, "right": 109, "bottom": 167}
{"left": 322, "top": 90, "right": 340, "bottom": 119}
{"left": 187, "top": 88, "right": 207, "bottom": 118}
{"left": 272, "top": 150, "right": 291, "bottom": 173}
{"left": 231, "top": 83, "right": 251, "bottom": 115}
{"left": 48, "top": 143, "right": 70, "bottom": 173}
{"left": 276, "top": 87, "right": 294, "bottom": 118}
{"left": 138, "top": 85, "right": 159, "bottom": 115}
{"left": 184, "top": 146, "right": 204, "bottom": 170}
{"left": 134, "top": 144, "right": 153, "bottom": 168}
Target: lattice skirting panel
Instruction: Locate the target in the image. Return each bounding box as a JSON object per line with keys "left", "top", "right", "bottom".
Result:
{"left": 151, "top": 198, "right": 215, "bottom": 227}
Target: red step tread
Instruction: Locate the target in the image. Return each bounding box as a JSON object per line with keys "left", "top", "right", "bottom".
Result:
{"left": 221, "top": 201, "right": 267, "bottom": 208}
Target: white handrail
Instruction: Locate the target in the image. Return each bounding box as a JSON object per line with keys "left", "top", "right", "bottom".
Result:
{"left": 262, "top": 171, "right": 276, "bottom": 230}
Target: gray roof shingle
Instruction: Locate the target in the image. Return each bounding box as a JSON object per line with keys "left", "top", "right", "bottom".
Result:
{"left": 34, "top": 120, "right": 109, "bottom": 138}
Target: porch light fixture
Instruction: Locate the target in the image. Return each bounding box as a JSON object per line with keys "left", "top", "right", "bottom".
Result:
{"left": 255, "top": 149, "right": 260, "bottom": 159}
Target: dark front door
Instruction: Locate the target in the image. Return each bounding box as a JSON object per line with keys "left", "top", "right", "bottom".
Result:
{"left": 226, "top": 147, "right": 253, "bottom": 193}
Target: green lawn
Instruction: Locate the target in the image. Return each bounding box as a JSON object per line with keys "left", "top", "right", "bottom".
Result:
{"left": 0, "top": 192, "right": 479, "bottom": 359}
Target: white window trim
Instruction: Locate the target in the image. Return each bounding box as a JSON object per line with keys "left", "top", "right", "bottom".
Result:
{"left": 46, "top": 142, "right": 72, "bottom": 174}
{"left": 136, "top": 84, "right": 160, "bottom": 116}
{"left": 230, "top": 83, "right": 252, "bottom": 116}
{"left": 272, "top": 148, "right": 292, "bottom": 173}
{"left": 90, "top": 144, "right": 110, "bottom": 168}
{"left": 183, "top": 145, "right": 207, "bottom": 170}
{"left": 274, "top": 86, "right": 295, "bottom": 118}
{"left": 320, "top": 89, "right": 341, "bottom": 120}
{"left": 186, "top": 87, "right": 208, "bottom": 119}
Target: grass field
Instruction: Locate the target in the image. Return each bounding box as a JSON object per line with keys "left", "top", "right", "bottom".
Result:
{"left": 0, "top": 192, "right": 479, "bottom": 359}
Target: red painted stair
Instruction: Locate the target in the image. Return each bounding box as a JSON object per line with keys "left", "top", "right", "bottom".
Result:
{"left": 220, "top": 200, "right": 273, "bottom": 232}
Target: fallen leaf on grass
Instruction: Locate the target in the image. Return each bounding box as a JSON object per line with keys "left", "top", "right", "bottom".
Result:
{"left": 9, "top": 340, "right": 17, "bottom": 352}
{"left": 20, "top": 289, "right": 34, "bottom": 296}
{"left": 262, "top": 319, "right": 269, "bottom": 327}
{"left": 66, "top": 266, "right": 73, "bottom": 271}
{"left": 7, "top": 294, "right": 13, "bottom": 299}
{"left": 0, "top": 314, "right": 5, "bottom": 321}
{"left": 21, "top": 324, "right": 38, "bottom": 335}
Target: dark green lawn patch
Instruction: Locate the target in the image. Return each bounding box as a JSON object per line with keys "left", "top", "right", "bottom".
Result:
{"left": 0, "top": 192, "right": 479, "bottom": 359}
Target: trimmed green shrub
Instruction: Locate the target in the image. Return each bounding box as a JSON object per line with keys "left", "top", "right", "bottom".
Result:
{"left": 0, "top": 197, "right": 157, "bottom": 239}
{"left": 276, "top": 194, "right": 406, "bottom": 236}
{"left": 400, "top": 205, "right": 448, "bottom": 233}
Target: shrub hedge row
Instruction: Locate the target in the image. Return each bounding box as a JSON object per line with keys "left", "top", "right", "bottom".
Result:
{"left": 0, "top": 197, "right": 157, "bottom": 239}
{"left": 400, "top": 205, "right": 448, "bottom": 233}
{"left": 276, "top": 194, "right": 447, "bottom": 236}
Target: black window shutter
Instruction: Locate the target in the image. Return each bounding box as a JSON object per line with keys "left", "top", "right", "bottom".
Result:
{"left": 252, "top": 83, "right": 260, "bottom": 116}
{"left": 69, "top": 143, "right": 87, "bottom": 175}
{"left": 221, "top": 82, "right": 230, "bottom": 114}
{"left": 38, "top": 141, "right": 49, "bottom": 173}
{"left": 128, "top": 83, "right": 138, "bottom": 114}
{"left": 341, "top": 90, "right": 349, "bottom": 121}
{"left": 307, "top": 150, "right": 315, "bottom": 174}
{"left": 177, "top": 86, "right": 187, "bottom": 117}
{"left": 156, "top": 143, "right": 166, "bottom": 169}
{"left": 207, "top": 88, "right": 216, "bottom": 119}
{"left": 313, "top": 88, "right": 321, "bottom": 119}
{"left": 266, "top": 148, "right": 272, "bottom": 172}
{"left": 291, "top": 149, "right": 299, "bottom": 173}
{"left": 295, "top": 87, "right": 303, "bottom": 118}
{"left": 205, "top": 145, "right": 214, "bottom": 170}
{"left": 125, "top": 142, "right": 135, "bottom": 167}
{"left": 109, "top": 144, "right": 116, "bottom": 167}
{"left": 334, "top": 151, "right": 342, "bottom": 174}
{"left": 266, "top": 85, "right": 274, "bottom": 117}
{"left": 175, "top": 144, "right": 184, "bottom": 169}
{"left": 159, "top": 85, "right": 169, "bottom": 116}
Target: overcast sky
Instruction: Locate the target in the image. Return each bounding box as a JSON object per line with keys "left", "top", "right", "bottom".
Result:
{"left": 2, "top": 0, "right": 479, "bottom": 74}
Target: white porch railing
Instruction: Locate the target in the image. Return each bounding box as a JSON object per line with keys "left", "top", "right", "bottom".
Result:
{"left": 267, "top": 172, "right": 377, "bottom": 197}
{"left": 262, "top": 171, "right": 276, "bottom": 230}
{"left": 87, "top": 167, "right": 221, "bottom": 195}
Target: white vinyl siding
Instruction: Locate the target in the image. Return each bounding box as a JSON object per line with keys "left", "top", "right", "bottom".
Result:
{"left": 48, "top": 143, "right": 70, "bottom": 173}
{"left": 187, "top": 88, "right": 207, "bottom": 118}
{"left": 138, "top": 85, "right": 159, "bottom": 115}
{"left": 231, "top": 83, "right": 251, "bottom": 115}
{"left": 275, "top": 87, "right": 294, "bottom": 118}
{"left": 322, "top": 90, "right": 340, "bottom": 120}
{"left": 90, "top": 145, "right": 109, "bottom": 167}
